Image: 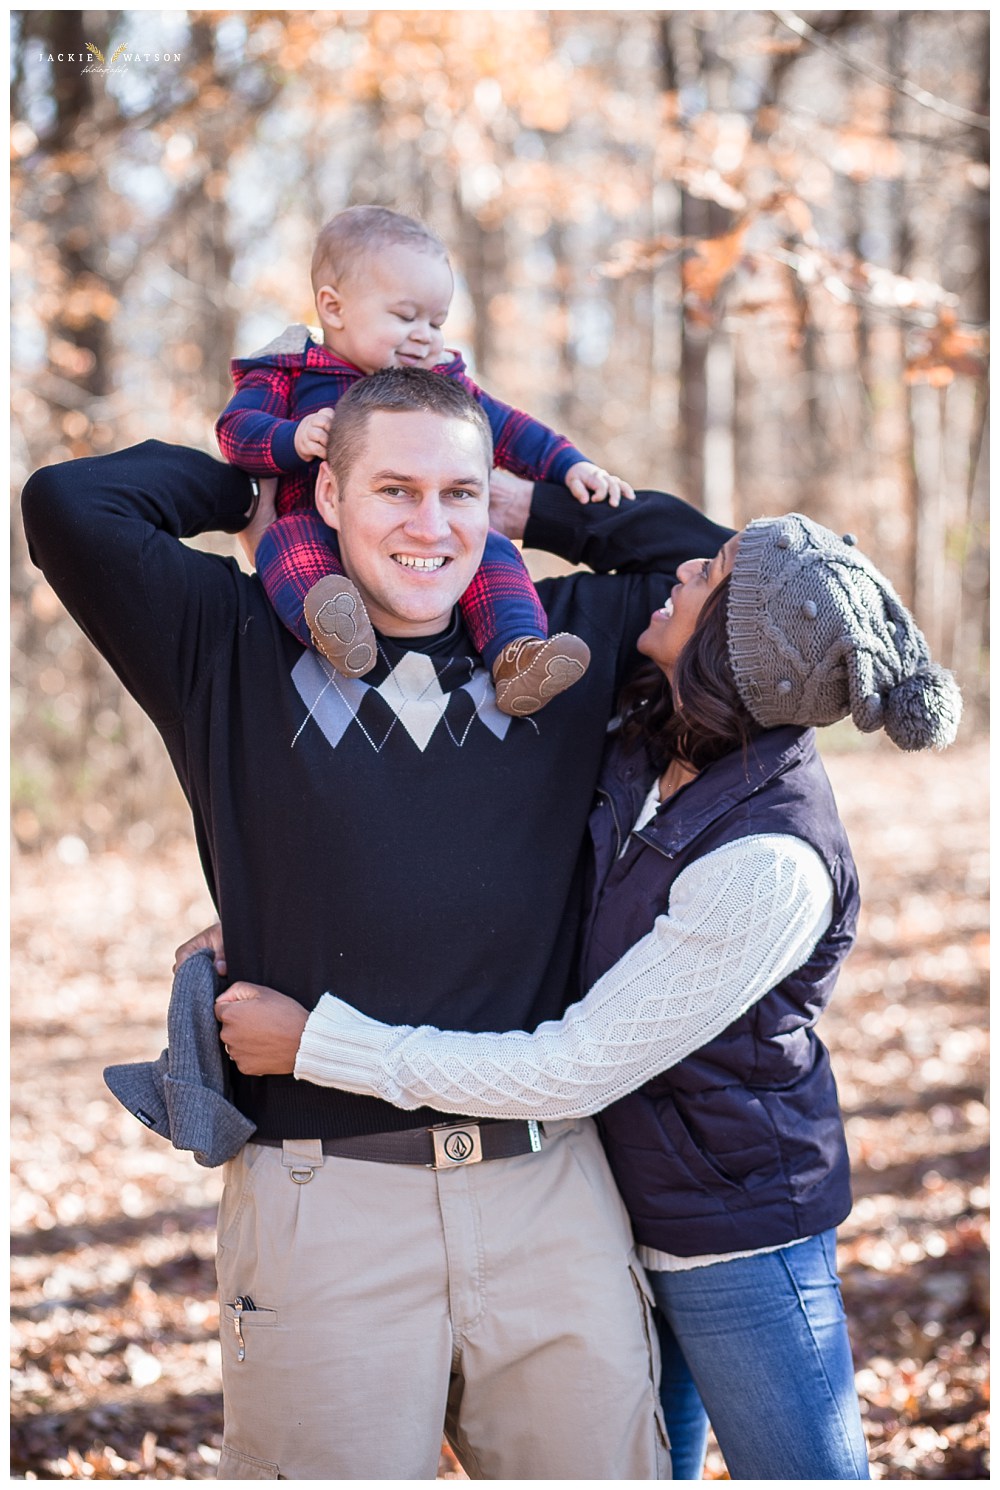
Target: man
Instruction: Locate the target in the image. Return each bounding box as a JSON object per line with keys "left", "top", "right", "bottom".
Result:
{"left": 22, "top": 369, "right": 730, "bottom": 1479}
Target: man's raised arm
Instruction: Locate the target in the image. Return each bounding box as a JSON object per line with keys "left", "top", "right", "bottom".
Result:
{"left": 488, "top": 469, "right": 735, "bottom": 577}
{"left": 22, "top": 441, "right": 256, "bottom": 725}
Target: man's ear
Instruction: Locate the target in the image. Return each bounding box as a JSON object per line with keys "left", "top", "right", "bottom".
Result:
{"left": 314, "top": 461, "right": 340, "bottom": 532}
{"left": 315, "top": 284, "right": 345, "bottom": 331}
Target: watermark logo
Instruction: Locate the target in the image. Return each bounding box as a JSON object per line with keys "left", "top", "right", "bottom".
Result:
{"left": 36, "top": 42, "right": 183, "bottom": 75}
{"left": 84, "top": 42, "right": 127, "bottom": 72}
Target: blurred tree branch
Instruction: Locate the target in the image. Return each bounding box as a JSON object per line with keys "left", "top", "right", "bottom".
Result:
{"left": 772, "top": 11, "right": 991, "bottom": 130}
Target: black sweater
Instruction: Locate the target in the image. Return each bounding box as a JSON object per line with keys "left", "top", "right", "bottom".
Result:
{"left": 22, "top": 442, "right": 731, "bottom": 1138}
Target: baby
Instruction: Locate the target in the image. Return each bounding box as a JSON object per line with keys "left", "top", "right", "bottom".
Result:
{"left": 216, "top": 206, "right": 634, "bottom": 716}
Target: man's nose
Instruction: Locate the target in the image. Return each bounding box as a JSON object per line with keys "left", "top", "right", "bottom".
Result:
{"left": 404, "top": 495, "right": 451, "bottom": 541}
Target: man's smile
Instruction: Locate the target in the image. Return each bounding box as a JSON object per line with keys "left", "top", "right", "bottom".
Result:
{"left": 392, "top": 554, "right": 449, "bottom": 570}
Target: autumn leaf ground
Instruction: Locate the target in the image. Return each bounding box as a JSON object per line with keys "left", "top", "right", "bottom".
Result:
{"left": 11, "top": 738, "right": 988, "bottom": 1480}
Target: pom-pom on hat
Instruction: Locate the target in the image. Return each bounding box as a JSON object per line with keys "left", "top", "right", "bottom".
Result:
{"left": 725, "top": 514, "right": 962, "bottom": 751}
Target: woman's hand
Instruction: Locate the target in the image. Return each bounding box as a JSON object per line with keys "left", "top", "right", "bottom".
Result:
{"left": 215, "top": 981, "right": 309, "bottom": 1075}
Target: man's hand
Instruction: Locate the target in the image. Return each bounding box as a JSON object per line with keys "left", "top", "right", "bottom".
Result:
{"left": 565, "top": 461, "right": 636, "bottom": 509}
{"left": 174, "top": 921, "right": 227, "bottom": 976}
{"left": 487, "top": 468, "right": 534, "bottom": 540}
{"left": 293, "top": 408, "right": 335, "bottom": 462}
{"left": 238, "top": 476, "right": 278, "bottom": 567}
{"left": 215, "top": 981, "right": 309, "bottom": 1076}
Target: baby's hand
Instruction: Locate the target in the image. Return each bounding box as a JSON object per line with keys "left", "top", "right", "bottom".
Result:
{"left": 294, "top": 408, "right": 335, "bottom": 461}
{"left": 565, "top": 461, "right": 636, "bottom": 508}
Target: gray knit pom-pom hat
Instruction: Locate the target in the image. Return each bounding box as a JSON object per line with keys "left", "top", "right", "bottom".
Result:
{"left": 726, "top": 514, "right": 962, "bottom": 751}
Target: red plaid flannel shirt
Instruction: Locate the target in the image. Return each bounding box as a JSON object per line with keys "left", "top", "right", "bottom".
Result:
{"left": 216, "top": 328, "right": 586, "bottom": 516}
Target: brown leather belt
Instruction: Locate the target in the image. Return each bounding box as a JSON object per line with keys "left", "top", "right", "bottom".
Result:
{"left": 253, "top": 1118, "right": 543, "bottom": 1170}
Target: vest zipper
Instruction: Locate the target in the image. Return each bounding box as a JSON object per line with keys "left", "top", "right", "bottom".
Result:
{"left": 633, "top": 829, "right": 676, "bottom": 861}
{"left": 595, "top": 786, "right": 624, "bottom": 858}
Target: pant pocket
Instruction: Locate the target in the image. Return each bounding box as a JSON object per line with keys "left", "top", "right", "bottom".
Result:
{"left": 218, "top": 1443, "right": 280, "bottom": 1478}
{"left": 219, "top": 1307, "right": 283, "bottom": 1475}
{"left": 220, "top": 1303, "right": 278, "bottom": 1366}
{"left": 628, "top": 1260, "right": 672, "bottom": 1463}
{"left": 217, "top": 1142, "right": 269, "bottom": 1254}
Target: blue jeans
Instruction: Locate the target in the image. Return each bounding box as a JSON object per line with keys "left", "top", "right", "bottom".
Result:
{"left": 648, "top": 1229, "right": 870, "bottom": 1480}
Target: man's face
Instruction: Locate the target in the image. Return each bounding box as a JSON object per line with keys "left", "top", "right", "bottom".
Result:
{"left": 315, "top": 410, "right": 492, "bottom": 638}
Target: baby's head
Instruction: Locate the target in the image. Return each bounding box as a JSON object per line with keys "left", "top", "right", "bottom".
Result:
{"left": 311, "top": 206, "right": 453, "bottom": 375}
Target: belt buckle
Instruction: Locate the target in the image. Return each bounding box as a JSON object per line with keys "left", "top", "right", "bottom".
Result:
{"left": 430, "top": 1122, "right": 483, "bottom": 1169}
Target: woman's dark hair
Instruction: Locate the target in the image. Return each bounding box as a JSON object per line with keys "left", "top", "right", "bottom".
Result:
{"left": 619, "top": 576, "right": 762, "bottom": 773}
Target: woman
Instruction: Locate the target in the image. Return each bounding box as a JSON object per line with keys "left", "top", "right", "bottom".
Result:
{"left": 214, "top": 513, "right": 962, "bottom": 1478}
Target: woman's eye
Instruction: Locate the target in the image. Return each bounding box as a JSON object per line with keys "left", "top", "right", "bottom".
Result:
{"left": 701, "top": 559, "right": 712, "bottom": 579}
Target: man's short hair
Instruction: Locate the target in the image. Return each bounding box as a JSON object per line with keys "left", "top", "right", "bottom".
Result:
{"left": 325, "top": 368, "right": 494, "bottom": 492}
{"left": 311, "top": 206, "right": 448, "bottom": 295}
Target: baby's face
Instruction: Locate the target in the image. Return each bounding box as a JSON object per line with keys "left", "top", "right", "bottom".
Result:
{"left": 321, "top": 244, "right": 454, "bottom": 374}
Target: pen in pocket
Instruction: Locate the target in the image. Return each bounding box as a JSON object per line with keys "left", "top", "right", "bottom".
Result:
{"left": 233, "top": 1294, "right": 256, "bottom": 1361}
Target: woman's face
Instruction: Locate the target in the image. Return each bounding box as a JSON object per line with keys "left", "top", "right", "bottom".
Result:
{"left": 637, "top": 534, "right": 742, "bottom": 678}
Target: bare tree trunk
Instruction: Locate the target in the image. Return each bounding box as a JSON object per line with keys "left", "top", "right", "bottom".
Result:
{"left": 649, "top": 173, "right": 682, "bottom": 494}
{"left": 657, "top": 14, "right": 730, "bottom": 508}
{"left": 37, "top": 10, "right": 113, "bottom": 413}
{"left": 885, "top": 13, "right": 922, "bottom": 612}
{"left": 27, "top": 13, "right": 121, "bottom": 747}
{"left": 954, "top": 18, "right": 990, "bottom": 720}
{"left": 703, "top": 335, "right": 735, "bottom": 526}
{"left": 453, "top": 189, "right": 506, "bottom": 379}
{"left": 160, "top": 19, "right": 240, "bottom": 414}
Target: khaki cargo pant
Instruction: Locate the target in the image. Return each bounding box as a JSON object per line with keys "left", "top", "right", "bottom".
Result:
{"left": 215, "top": 1117, "right": 669, "bottom": 1479}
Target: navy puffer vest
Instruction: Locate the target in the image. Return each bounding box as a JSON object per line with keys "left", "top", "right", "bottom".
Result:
{"left": 584, "top": 726, "right": 859, "bottom": 1256}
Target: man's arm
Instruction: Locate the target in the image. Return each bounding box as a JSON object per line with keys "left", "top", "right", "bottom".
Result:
{"left": 21, "top": 441, "right": 254, "bottom": 725}
{"left": 526, "top": 480, "right": 735, "bottom": 576}
{"left": 489, "top": 469, "right": 734, "bottom": 576}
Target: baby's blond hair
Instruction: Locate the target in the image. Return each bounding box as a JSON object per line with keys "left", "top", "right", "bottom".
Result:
{"left": 311, "top": 206, "right": 448, "bottom": 294}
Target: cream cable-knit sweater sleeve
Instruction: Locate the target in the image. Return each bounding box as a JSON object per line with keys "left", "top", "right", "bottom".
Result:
{"left": 294, "top": 835, "right": 835, "bottom": 1120}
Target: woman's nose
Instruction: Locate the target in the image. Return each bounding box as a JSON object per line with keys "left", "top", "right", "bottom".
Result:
{"left": 676, "top": 558, "right": 703, "bottom": 582}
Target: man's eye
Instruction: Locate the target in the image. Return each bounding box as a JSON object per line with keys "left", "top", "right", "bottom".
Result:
{"left": 449, "top": 489, "right": 476, "bottom": 501}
